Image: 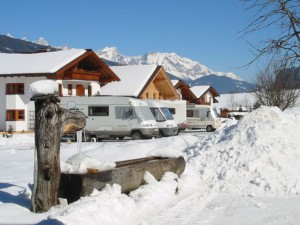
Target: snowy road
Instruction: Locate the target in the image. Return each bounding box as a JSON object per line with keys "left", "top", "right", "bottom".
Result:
{"left": 142, "top": 191, "right": 208, "bottom": 225}
{"left": 143, "top": 191, "right": 300, "bottom": 225}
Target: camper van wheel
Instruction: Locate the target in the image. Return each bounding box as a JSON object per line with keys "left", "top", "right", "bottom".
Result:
{"left": 157, "top": 130, "right": 164, "bottom": 138}
{"left": 84, "top": 135, "right": 91, "bottom": 142}
{"left": 206, "top": 125, "right": 214, "bottom": 132}
{"left": 131, "top": 131, "right": 142, "bottom": 140}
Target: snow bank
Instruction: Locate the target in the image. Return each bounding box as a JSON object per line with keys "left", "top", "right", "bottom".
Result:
{"left": 185, "top": 106, "right": 300, "bottom": 197}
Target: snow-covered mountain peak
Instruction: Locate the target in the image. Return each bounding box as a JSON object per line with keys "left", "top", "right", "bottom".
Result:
{"left": 97, "top": 47, "right": 243, "bottom": 81}
{"left": 97, "top": 47, "right": 122, "bottom": 59}
{"left": 36, "top": 37, "right": 49, "bottom": 46}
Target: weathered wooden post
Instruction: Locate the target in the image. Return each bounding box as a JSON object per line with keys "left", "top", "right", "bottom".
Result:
{"left": 30, "top": 94, "right": 86, "bottom": 213}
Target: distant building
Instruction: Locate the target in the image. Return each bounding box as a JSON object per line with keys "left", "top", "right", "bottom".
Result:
{"left": 173, "top": 80, "right": 220, "bottom": 106}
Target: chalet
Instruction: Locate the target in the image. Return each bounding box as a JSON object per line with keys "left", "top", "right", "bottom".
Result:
{"left": 0, "top": 49, "right": 119, "bottom": 132}
{"left": 189, "top": 85, "right": 220, "bottom": 105}
{"left": 101, "top": 65, "right": 180, "bottom": 100}
{"left": 173, "top": 80, "right": 220, "bottom": 105}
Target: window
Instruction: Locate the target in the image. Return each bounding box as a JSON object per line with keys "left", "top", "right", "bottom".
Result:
{"left": 150, "top": 108, "right": 165, "bottom": 122}
{"left": 168, "top": 108, "right": 176, "bottom": 115}
{"left": 68, "top": 84, "right": 72, "bottom": 96}
{"left": 6, "top": 83, "right": 24, "bottom": 95}
{"left": 115, "top": 106, "right": 133, "bottom": 120}
{"left": 6, "top": 110, "right": 25, "bottom": 121}
{"left": 187, "top": 110, "right": 193, "bottom": 117}
{"left": 88, "top": 106, "right": 109, "bottom": 116}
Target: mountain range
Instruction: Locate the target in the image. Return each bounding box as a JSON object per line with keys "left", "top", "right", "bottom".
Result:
{"left": 0, "top": 34, "right": 255, "bottom": 93}
{"left": 97, "top": 47, "right": 255, "bottom": 93}
{"left": 0, "top": 34, "right": 57, "bottom": 53}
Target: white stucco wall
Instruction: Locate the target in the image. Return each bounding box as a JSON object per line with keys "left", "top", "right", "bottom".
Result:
{"left": 0, "top": 78, "right": 6, "bottom": 131}
{"left": 1, "top": 76, "right": 46, "bottom": 131}
{"left": 1, "top": 77, "right": 102, "bottom": 131}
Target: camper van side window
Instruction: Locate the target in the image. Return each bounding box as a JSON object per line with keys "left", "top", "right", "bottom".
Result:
{"left": 88, "top": 106, "right": 109, "bottom": 116}
{"left": 187, "top": 110, "right": 193, "bottom": 117}
{"left": 115, "top": 106, "right": 133, "bottom": 120}
{"left": 168, "top": 108, "right": 176, "bottom": 115}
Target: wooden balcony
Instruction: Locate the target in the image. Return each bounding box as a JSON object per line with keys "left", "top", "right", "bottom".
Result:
{"left": 57, "top": 69, "right": 100, "bottom": 81}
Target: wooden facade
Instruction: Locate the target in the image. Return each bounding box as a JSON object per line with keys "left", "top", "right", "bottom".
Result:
{"left": 139, "top": 66, "right": 180, "bottom": 100}
{"left": 47, "top": 49, "right": 120, "bottom": 84}
{"left": 174, "top": 80, "right": 197, "bottom": 103}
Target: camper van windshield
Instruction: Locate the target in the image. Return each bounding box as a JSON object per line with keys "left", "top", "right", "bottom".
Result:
{"left": 211, "top": 107, "right": 219, "bottom": 118}
{"left": 133, "top": 106, "right": 155, "bottom": 122}
{"left": 161, "top": 107, "right": 174, "bottom": 120}
{"left": 150, "top": 108, "right": 165, "bottom": 122}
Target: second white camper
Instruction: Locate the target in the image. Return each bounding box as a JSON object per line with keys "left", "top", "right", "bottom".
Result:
{"left": 159, "top": 100, "right": 187, "bottom": 133}
{"left": 146, "top": 100, "right": 178, "bottom": 137}
{"left": 60, "top": 96, "right": 159, "bottom": 141}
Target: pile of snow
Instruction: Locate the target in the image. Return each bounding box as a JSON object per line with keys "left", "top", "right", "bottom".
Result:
{"left": 49, "top": 172, "right": 180, "bottom": 225}
{"left": 185, "top": 106, "right": 300, "bottom": 197}
{"left": 28, "top": 80, "right": 58, "bottom": 97}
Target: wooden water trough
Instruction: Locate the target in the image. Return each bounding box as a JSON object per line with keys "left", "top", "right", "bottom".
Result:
{"left": 59, "top": 156, "right": 186, "bottom": 203}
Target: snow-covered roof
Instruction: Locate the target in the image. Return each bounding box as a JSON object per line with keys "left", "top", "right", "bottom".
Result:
{"left": 101, "top": 65, "right": 158, "bottom": 96}
{"left": 0, "top": 49, "right": 86, "bottom": 75}
{"left": 171, "top": 79, "right": 179, "bottom": 86}
{"left": 189, "top": 85, "right": 211, "bottom": 97}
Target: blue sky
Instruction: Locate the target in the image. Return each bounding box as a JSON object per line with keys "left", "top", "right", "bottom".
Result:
{"left": 1, "top": 0, "right": 269, "bottom": 81}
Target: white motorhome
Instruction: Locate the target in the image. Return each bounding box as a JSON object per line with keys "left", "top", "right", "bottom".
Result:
{"left": 159, "top": 100, "right": 187, "bottom": 133}
{"left": 146, "top": 100, "right": 178, "bottom": 137}
{"left": 60, "top": 96, "right": 159, "bottom": 141}
{"left": 186, "top": 104, "right": 221, "bottom": 132}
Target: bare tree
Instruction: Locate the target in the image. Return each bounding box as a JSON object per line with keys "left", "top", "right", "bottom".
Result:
{"left": 254, "top": 61, "right": 300, "bottom": 110}
{"left": 227, "top": 93, "right": 237, "bottom": 110}
{"left": 241, "top": 0, "right": 300, "bottom": 68}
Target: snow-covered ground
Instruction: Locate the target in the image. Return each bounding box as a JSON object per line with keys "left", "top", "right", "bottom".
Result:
{"left": 0, "top": 105, "right": 300, "bottom": 224}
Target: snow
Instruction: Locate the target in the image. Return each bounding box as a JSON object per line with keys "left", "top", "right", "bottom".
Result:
{"left": 0, "top": 104, "right": 300, "bottom": 224}
{"left": 101, "top": 65, "right": 158, "bottom": 97}
{"left": 189, "top": 85, "right": 211, "bottom": 97}
{"left": 61, "top": 153, "right": 116, "bottom": 174}
{"left": 28, "top": 80, "right": 59, "bottom": 97}
{"left": 0, "top": 49, "right": 86, "bottom": 75}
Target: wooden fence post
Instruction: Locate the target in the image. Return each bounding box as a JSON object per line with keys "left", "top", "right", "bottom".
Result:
{"left": 30, "top": 94, "right": 86, "bottom": 213}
